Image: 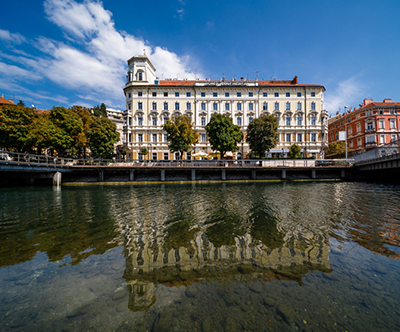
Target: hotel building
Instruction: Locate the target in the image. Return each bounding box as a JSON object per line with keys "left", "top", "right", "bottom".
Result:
{"left": 121, "top": 55, "right": 328, "bottom": 160}
{"left": 328, "top": 98, "right": 400, "bottom": 154}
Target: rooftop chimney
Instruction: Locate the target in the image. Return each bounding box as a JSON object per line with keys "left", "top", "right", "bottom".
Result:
{"left": 383, "top": 99, "right": 393, "bottom": 103}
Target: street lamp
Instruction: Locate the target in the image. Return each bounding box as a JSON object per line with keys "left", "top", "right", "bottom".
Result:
{"left": 344, "top": 106, "right": 348, "bottom": 163}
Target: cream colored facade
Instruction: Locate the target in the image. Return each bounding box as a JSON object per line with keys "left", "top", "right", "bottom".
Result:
{"left": 122, "top": 55, "right": 328, "bottom": 160}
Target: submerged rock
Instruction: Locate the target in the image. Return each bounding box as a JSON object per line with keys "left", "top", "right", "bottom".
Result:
{"left": 276, "top": 305, "right": 294, "bottom": 324}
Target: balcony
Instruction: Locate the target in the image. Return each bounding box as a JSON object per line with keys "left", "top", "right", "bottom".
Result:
{"left": 365, "top": 141, "right": 378, "bottom": 148}
{"left": 365, "top": 128, "right": 376, "bottom": 133}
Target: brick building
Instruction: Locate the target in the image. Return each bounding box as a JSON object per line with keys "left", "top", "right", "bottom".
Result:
{"left": 328, "top": 98, "right": 400, "bottom": 154}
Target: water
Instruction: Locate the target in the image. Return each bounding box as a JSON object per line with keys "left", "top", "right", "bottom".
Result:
{"left": 1, "top": 182, "right": 400, "bottom": 331}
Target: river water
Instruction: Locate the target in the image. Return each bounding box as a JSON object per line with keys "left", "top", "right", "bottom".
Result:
{"left": 1, "top": 182, "right": 400, "bottom": 331}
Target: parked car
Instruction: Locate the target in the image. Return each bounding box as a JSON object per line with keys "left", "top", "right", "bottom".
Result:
{"left": 0, "top": 152, "right": 12, "bottom": 161}
{"left": 315, "top": 160, "right": 333, "bottom": 166}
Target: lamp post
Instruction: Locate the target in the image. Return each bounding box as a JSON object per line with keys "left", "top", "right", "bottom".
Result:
{"left": 344, "top": 106, "right": 348, "bottom": 163}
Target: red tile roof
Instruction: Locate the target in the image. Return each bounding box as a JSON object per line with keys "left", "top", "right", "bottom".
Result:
{"left": 0, "top": 96, "right": 15, "bottom": 105}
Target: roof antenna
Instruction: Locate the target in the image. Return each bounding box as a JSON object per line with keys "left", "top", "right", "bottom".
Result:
{"left": 222, "top": 73, "right": 225, "bottom": 81}
{"left": 256, "top": 70, "right": 261, "bottom": 80}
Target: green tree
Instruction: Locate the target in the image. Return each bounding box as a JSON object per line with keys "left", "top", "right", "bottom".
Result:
{"left": 163, "top": 115, "right": 198, "bottom": 159}
{"left": 246, "top": 115, "right": 278, "bottom": 158}
{"left": 288, "top": 144, "right": 301, "bottom": 159}
{"left": 92, "top": 103, "right": 107, "bottom": 117}
{"left": 205, "top": 114, "right": 243, "bottom": 159}
{"left": 87, "top": 117, "right": 119, "bottom": 158}
{"left": 326, "top": 141, "right": 346, "bottom": 156}
{"left": 27, "top": 113, "right": 70, "bottom": 155}
{"left": 0, "top": 105, "right": 38, "bottom": 152}
{"left": 17, "top": 100, "right": 25, "bottom": 107}
{"left": 71, "top": 105, "right": 93, "bottom": 158}
{"left": 48, "top": 107, "right": 84, "bottom": 157}
{"left": 140, "top": 147, "right": 149, "bottom": 158}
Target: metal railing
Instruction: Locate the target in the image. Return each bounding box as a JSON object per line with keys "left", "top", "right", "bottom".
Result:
{"left": 0, "top": 150, "right": 358, "bottom": 168}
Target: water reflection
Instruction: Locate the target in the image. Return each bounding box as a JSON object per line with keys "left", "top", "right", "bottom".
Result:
{"left": 120, "top": 184, "right": 332, "bottom": 312}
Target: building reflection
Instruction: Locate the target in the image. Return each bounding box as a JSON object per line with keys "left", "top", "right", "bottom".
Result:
{"left": 121, "top": 196, "right": 332, "bottom": 312}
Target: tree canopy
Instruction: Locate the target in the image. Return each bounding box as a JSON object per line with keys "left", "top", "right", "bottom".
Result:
{"left": 246, "top": 115, "right": 278, "bottom": 158}
{"left": 288, "top": 144, "right": 301, "bottom": 159}
{"left": 87, "top": 117, "right": 119, "bottom": 158}
{"left": 0, "top": 105, "right": 38, "bottom": 152}
{"left": 92, "top": 103, "right": 107, "bottom": 117}
{"left": 16, "top": 100, "right": 25, "bottom": 107}
{"left": 205, "top": 114, "right": 243, "bottom": 159}
{"left": 163, "top": 114, "right": 198, "bottom": 159}
{"left": 326, "top": 141, "right": 346, "bottom": 157}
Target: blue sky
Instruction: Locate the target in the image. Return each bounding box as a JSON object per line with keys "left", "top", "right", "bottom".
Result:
{"left": 1, "top": 0, "right": 400, "bottom": 114}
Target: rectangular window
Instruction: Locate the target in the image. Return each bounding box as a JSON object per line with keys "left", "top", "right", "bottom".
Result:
{"left": 358, "top": 138, "right": 362, "bottom": 146}
{"left": 152, "top": 92, "right": 157, "bottom": 97}
{"left": 186, "top": 153, "right": 191, "bottom": 160}
{"left": 380, "top": 135, "right": 385, "bottom": 145}
{"left": 366, "top": 135, "right": 375, "bottom": 143}
{"left": 164, "top": 92, "right": 168, "bottom": 97}
{"left": 201, "top": 117, "right": 206, "bottom": 126}
{"left": 187, "top": 102, "right": 192, "bottom": 111}
{"left": 128, "top": 133, "right": 132, "bottom": 142}
{"left": 138, "top": 102, "right": 142, "bottom": 110}
{"left": 286, "top": 134, "right": 291, "bottom": 142}
{"left": 225, "top": 103, "right": 230, "bottom": 111}
{"left": 286, "top": 117, "right": 291, "bottom": 126}
{"left": 249, "top": 92, "right": 254, "bottom": 97}
{"left": 128, "top": 103, "right": 131, "bottom": 110}
{"left": 225, "top": 92, "right": 230, "bottom": 97}
{"left": 297, "top": 92, "right": 301, "bottom": 97}
{"left": 237, "top": 117, "right": 242, "bottom": 126}
{"left": 164, "top": 152, "right": 169, "bottom": 160}
{"left": 152, "top": 134, "right": 157, "bottom": 142}
{"left": 152, "top": 152, "right": 157, "bottom": 160}
{"left": 164, "top": 117, "right": 168, "bottom": 124}
{"left": 263, "top": 92, "right": 268, "bottom": 97}
{"left": 311, "top": 133, "right": 316, "bottom": 142}
{"left": 138, "top": 91, "right": 143, "bottom": 97}
{"left": 174, "top": 152, "right": 179, "bottom": 160}
{"left": 297, "top": 117, "right": 302, "bottom": 126}
{"left": 138, "top": 153, "right": 143, "bottom": 161}
{"left": 274, "top": 102, "right": 279, "bottom": 111}
{"left": 390, "top": 110, "right": 395, "bottom": 115}
{"left": 311, "top": 92, "right": 316, "bottom": 97}
{"left": 249, "top": 117, "right": 253, "bottom": 123}
{"left": 286, "top": 92, "right": 290, "bottom": 97}
{"left": 390, "top": 119, "right": 396, "bottom": 129}
{"left": 201, "top": 134, "right": 206, "bottom": 142}
{"left": 164, "top": 134, "right": 168, "bottom": 142}
{"left": 248, "top": 103, "right": 253, "bottom": 111}
{"left": 274, "top": 92, "right": 279, "bottom": 97}
{"left": 237, "top": 92, "right": 241, "bottom": 97}
{"left": 263, "top": 103, "right": 268, "bottom": 110}
{"left": 297, "top": 134, "right": 302, "bottom": 142}
{"left": 137, "top": 134, "right": 143, "bottom": 142}
{"left": 175, "top": 92, "right": 180, "bottom": 97}
{"left": 152, "top": 102, "right": 157, "bottom": 110}
{"left": 186, "top": 92, "right": 191, "bottom": 97}
{"left": 311, "top": 117, "right": 316, "bottom": 125}
{"left": 152, "top": 117, "right": 157, "bottom": 126}
{"left": 311, "top": 102, "right": 316, "bottom": 111}
{"left": 213, "top": 103, "right": 218, "bottom": 111}
{"left": 163, "top": 102, "right": 168, "bottom": 111}
{"left": 391, "top": 134, "right": 397, "bottom": 143}
{"left": 286, "top": 102, "right": 290, "bottom": 111}
{"left": 175, "top": 102, "right": 180, "bottom": 111}
{"left": 201, "top": 92, "right": 205, "bottom": 97}
{"left": 137, "top": 117, "right": 143, "bottom": 126}
{"left": 297, "top": 102, "right": 302, "bottom": 111}
{"left": 237, "top": 103, "right": 242, "bottom": 111}
{"left": 213, "top": 92, "right": 218, "bottom": 97}
{"left": 201, "top": 103, "right": 206, "bottom": 111}
{"left": 367, "top": 122, "right": 373, "bottom": 130}
{"left": 128, "top": 92, "right": 131, "bottom": 98}
{"left": 379, "top": 119, "right": 385, "bottom": 129}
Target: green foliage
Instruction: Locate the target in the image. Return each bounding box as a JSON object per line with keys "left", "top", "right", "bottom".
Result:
{"left": 17, "top": 100, "right": 25, "bottom": 106}
{"left": 87, "top": 117, "right": 119, "bottom": 158}
{"left": 246, "top": 115, "right": 278, "bottom": 158}
{"left": 0, "top": 105, "right": 38, "bottom": 152}
{"left": 205, "top": 114, "right": 243, "bottom": 159}
{"left": 140, "top": 147, "right": 149, "bottom": 156}
{"left": 163, "top": 115, "right": 198, "bottom": 159}
{"left": 288, "top": 144, "right": 301, "bottom": 159}
{"left": 92, "top": 103, "right": 107, "bottom": 117}
{"left": 326, "top": 141, "right": 346, "bottom": 156}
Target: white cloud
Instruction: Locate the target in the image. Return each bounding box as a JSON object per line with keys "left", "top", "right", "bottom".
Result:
{"left": 176, "top": 8, "right": 185, "bottom": 20}
{"left": 324, "top": 76, "right": 365, "bottom": 114}
{"left": 0, "top": 29, "right": 26, "bottom": 44}
{"left": 1, "top": 0, "right": 202, "bottom": 109}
